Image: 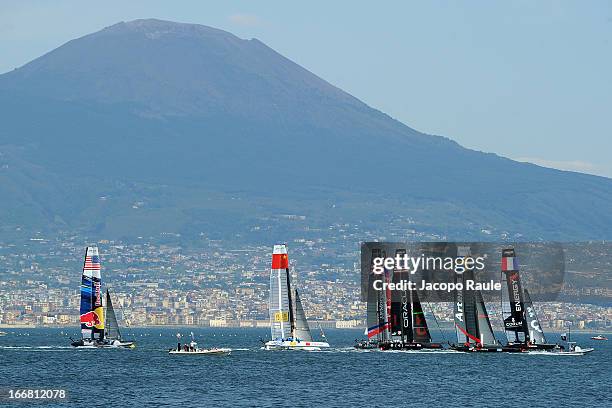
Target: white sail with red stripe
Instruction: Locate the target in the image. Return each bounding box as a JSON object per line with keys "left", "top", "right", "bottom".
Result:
{"left": 265, "top": 244, "right": 329, "bottom": 351}
{"left": 269, "top": 244, "right": 291, "bottom": 341}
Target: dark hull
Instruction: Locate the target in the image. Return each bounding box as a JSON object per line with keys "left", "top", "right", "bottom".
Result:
{"left": 354, "top": 340, "right": 379, "bottom": 350}
{"left": 506, "top": 342, "right": 559, "bottom": 351}
{"left": 451, "top": 344, "right": 525, "bottom": 353}
{"left": 379, "top": 341, "right": 444, "bottom": 351}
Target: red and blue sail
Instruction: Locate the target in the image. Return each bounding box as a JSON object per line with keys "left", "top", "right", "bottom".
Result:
{"left": 79, "top": 247, "right": 105, "bottom": 340}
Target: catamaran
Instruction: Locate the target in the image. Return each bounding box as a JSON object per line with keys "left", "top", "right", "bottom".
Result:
{"left": 264, "top": 244, "right": 330, "bottom": 351}
{"left": 70, "top": 247, "right": 135, "bottom": 348}
{"left": 500, "top": 248, "right": 558, "bottom": 352}
{"left": 357, "top": 248, "right": 442, "bottom": 350}
{"left": 451, "top": 246, "right": 515, "bottom": 352}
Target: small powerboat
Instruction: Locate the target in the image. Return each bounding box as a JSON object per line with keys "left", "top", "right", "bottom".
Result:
{"left": 168, "top": 348, "right": 231, "bottom": 356}
{"left": 591, "top": 335, "right": 608, "bottom": 341}
{"left": 554, "top": 344, "right": 594, "bottom": 356}
{"left": 168, "top": 332, "right": 230, "bottom": 356}
{"left": 556, "top": 327, "right": 594, "bottom": 355}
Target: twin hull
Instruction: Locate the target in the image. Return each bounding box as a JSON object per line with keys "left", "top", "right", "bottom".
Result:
{"left": 265, "top": 340, "right": 330, "bottom": 351}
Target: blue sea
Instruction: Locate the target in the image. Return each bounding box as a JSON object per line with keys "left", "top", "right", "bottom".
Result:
{"left": 0, "top": 328, "right": 610, "bottom": 407}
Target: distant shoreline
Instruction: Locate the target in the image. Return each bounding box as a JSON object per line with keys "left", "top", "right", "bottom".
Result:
{"left": 1, "top": 323, "right": 609, "bottom": 334}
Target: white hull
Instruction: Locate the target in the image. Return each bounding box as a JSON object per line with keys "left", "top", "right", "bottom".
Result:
{"left": 168, "top": 348, "right": 231, "bottom": 356}
{"left": 72, "top": 339, "right": 135, "bottom": 349}
{"left": 525, "top": 346, "right": 594, "bottom": 356}
{"left": 555, "top": 346, "right": 595, "bottom": 356}
{"left": 264, "top": 339, "right": 330, "bottom": 351}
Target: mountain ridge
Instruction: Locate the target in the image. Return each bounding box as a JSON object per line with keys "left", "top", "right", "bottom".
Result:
{"left": 0, "top": 19, "right": 610, "bottom": 240}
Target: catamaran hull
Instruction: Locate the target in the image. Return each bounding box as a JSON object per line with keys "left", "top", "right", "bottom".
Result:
{"left": 354, "top": 340, "right": 379, "bottom": 350}
{"left": 379, "top": 341, "right": 443, "bottom": 351}
{"left": 505, "top": 343, "right": 558, "bottom": 351}
{"left": 71, "top": 340, "right": 135, "bottom": 349}
{"left": 264, "top": 340, "right": 330, "bottom": 351}
{"left": 451, "top": 344, "right": 525, "bottom": 353}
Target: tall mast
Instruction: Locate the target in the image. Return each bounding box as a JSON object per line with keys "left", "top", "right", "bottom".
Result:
{"left": 285, "top": 264, "right": 295, "bottom": 338}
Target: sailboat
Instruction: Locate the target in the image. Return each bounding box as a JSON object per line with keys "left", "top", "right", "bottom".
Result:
{"left": 264, "top": 244, "right": 330, "bottom": 351}
{"left": 355, "top": 248, "right": 387, "bottom": 349}
{"left": 70, "top": 247, "right": 135, "bottom": 348}
{"left": 451, "top": 246, "right": 515, "bottom": 352}
{"left": 357, "top": 249, "right": 442, "bottom": 350}
{"left": 104, "top": 289, "right": 136, "bottom": 348}
{"left": 500, "top": 248, "right": 558, "bottom": 352}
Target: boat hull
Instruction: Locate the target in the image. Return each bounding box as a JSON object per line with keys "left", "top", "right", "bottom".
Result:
{"left": 71, "top": 339, "right": 136, "bottom": 349}
{"left": 264, "top": 340, "right": 330, "bottom": 351}
{"left": 168, "top": 348, "right": 231, "bottom": 356}
{"left": 354, "top": 340, "right": 379, "bottom": 350}
{"left": 451, "top": 344, "right": 524, "bottom": 353}
{"left": 379, "top": 341, "right": 443, "bottom": 351}
{"left": 554, "top": 348, "right": 594, "bottom": 356}
{"left": 505, "top": 342, "right": 559, "bottom": 351}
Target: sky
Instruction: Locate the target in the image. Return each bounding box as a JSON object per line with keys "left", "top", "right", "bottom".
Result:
{"left": 1, "top": 1, "right": 610, "bottom": 178}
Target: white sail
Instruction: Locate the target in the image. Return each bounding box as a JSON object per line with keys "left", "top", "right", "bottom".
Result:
{"left": 269, "top": 245, "right": 290, "bottom": 340}
{"left": 294, "top": 289, "right": 313, "bottom": 341}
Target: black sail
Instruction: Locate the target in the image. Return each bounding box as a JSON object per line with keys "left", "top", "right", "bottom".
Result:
{"left": 454, "top": 272, "right": 468, "bottom": 344}
{"left": 523, "top": 289, "right": 546, "bottom": 344}
{"left": 401, "top": 288, "right": 413, "bottom": 343}
{"left": 502, "top": 249, "right": 528, "bottom": 342}
{"left": 463, "top": 286, "right": 479, "bottom": 343}
{"left": 411, "top": 290, "right": 431, "bottom": 343}
{"left": 366, "top": 249, "right": 382, "bottom": 339}
{"left": 105, "top": 290, "right": 121, "bottom": 341}
{"left": 390, "top": 249, "right": 407, "bottom": 339}
{"left": 475, "top": 291, "right": 496, "bottom": 345}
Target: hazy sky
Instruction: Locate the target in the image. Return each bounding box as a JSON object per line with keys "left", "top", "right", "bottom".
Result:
{"left": 1, "top": 1, "right": 610, "bottom": 177}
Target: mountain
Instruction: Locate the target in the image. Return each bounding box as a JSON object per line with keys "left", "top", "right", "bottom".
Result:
{"left": 0, "top": 19, "right": 610, "bottom": 240}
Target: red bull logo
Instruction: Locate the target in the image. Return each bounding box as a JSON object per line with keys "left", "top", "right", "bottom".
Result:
{"left": 80, "top": 310, "right": 102, "bottom": 327}
{"left": 94, "top": 281, "right": 102, "bottom": 306}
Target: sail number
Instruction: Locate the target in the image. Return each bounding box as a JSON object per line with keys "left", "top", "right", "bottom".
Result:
{"left": 274, "top": 311, "right": 289, "bottom": 322}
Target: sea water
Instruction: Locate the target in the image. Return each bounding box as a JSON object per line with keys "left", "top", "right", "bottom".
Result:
{"left": 0, "top": 328, "right": 609, "bottom": 407}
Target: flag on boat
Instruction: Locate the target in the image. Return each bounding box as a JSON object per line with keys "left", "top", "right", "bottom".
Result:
{"left": 84, "top": 254, "right": 101, "bottom": 270}
{"left": 501, "top": 256, "right": 518, "bottom": 271}
{"left": 367, "top": 322, "right": 390, "bottom": 338}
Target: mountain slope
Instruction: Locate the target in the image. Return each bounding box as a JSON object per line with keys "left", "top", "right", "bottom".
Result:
{"left": 0, "top": 19, "right": 610, "bottom": 240}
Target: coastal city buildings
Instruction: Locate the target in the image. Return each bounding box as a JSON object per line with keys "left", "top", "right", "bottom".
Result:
{"left": 0, "top": 228, "right": 609, "bottom": 330}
